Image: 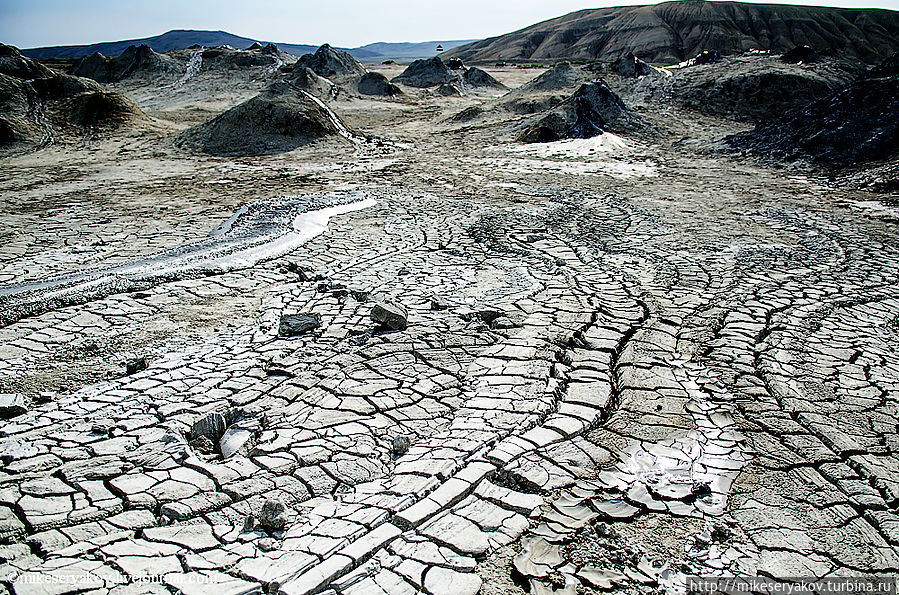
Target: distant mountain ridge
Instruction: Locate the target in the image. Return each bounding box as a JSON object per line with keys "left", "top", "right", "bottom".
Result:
{"left": 445, "top": 1, "right": 899, "bottom": 64}
{"left": 21, "top": 30, "right": 476, "bottom": 62}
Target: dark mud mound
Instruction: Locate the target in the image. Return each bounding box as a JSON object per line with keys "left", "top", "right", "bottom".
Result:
{"left": 519, "top": 80, "right": 650, "bottom": 142}
{"left": 392, "top": 57, "right": 461, "bottom": 88}
{"left": 726, "top": 71, "right": 899, "bottom": 166}
{"left": 0, "top": 45, "right": 146, "bottom": 150}
{"left": 781, "top": 45, "right": 821, "bottom": 64}
{"left": 356, "top": 72, "right": 402, "bottom": 97}
{"left": 72, "top": 44, "right": 175, "bottom": 83}
{"left": 279, "top": 65, "right": 337, "bottom": 99}
{"left": 670, "top": 55, "right": 856, "bottom": 122}
{"left": 463, "top": 67, "right": 506, "bottom": 89}
{"left": 297, "top": 44, "right": 366, "bottom": 82}
{"left": 177, "top": 81, "right": 351, "bottom": 156}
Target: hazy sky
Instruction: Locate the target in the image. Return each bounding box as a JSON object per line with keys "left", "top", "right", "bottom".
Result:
{"left": 3, "top": 0, "right": 899, "bottom": 49}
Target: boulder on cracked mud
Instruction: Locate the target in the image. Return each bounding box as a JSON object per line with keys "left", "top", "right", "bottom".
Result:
{"left": 278, "top": 313, "right": 321, "bottom": 336}
{"left": 0, "top": 394, "right": 27, "bottom": 419}
{"left": 259, "top": 499, "right": 290, "bottom": 531}
{"left": 371, "top": 301, "right": 408, "bottom": 331}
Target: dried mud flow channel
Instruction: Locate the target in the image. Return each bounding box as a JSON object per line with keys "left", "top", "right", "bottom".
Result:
{"left": 1, "top": 61, "right": 899, "bottom": 595}
{"left": 0, "top": 193, "right": 376, "bottom": 327}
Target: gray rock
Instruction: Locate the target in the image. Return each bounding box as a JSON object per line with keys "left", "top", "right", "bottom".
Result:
{"left": 491, "top": 316, "right": 518, "bottom": 329}
{"left": 259, "top": 499, "right": 289, "bottom": 531}
{"left": 392, "top": 435, "right": 411, "bottom": 456}
{"left": 125, "top": 357, "right": 148, "bottom": 375}
{"left": 190, "top": 412, "right": 227, "bottom": 443}
{"left": 188, "top": 436, "right": 215, "bottom": 454}
{"left": 219, "top": 427, "right": 253, "bottom": 459}
{"left": 371, "top": 302, "right": 408, "bottom": 331}
{"left": 0, "top": 393, "right": 27, "bottom": 419}
{"left": 279, "top": 313, "right": 321, "bottom": 336}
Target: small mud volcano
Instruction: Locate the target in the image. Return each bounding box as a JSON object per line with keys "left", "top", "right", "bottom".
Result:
{"left": 57, "top": 91, "right": 147, "bottom": 131}
{"left": 726, "top": 66, "right": 899, "bottom": 166}
{"left": 519, "top": 80, "right": 650, "bottom": 143}
{"left": 279, "top": 65, "right": 337, "bottom": 99}
{"left": 463, "top": 67, "right": 506, "bottom": 89}
{"left": 177, "top": 81, "right": 354, "bottom": 156}
{"left": 72, "top": 44, "right": 175, "bottom": 83}
{"left": 356, "top": 72, "right": 402, "bottom": 97}
{"left": 518, "top": 62, "right": 587, "bottom": 92}
{"left": 392, "top": 56, "right": 461, "bottom": 88}
{"left": 297, "top": 44, "right": 366, "bottom": 82}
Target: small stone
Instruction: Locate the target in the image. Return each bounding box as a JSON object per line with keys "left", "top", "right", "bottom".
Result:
{"left": 371, "top": 302, "right": 408, "bottom": 331}
{"left": 189, "top": 436, "right": 215, "bottom": 454}
{"left": 191, "top": 412, "right": 227, "bottom": 443}
{"left": 278, "top": 314, "right": 321, "bottom": 336}
{"left": 258, "top": 537, "right": 279, "bottom": 551}
{"left": 430, "top": 296, "right": 450, "bottom": 310}
{"left": 91, "top": 419, "right": 115, "bottom": 435}
{"left": 125, "top": 357, "right": 148, "bottom": 375}
{"left": 0, "top": 394, "right": 27, "bottom": 419}
{"left": 491, "top": 316, "right": 517, "bottom": 329}
{"left": 259, "top": 499, "right": 289, "bottom": 531}
{"left": 242, "top": 515, "right": 256, "bottom": 532}
{"left": 392, "top": 435, "right": 411, "bottom": 457}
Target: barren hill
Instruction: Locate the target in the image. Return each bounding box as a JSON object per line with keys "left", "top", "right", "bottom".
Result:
{"left": 446, "top": 1, "right": 899, "bottom": 64}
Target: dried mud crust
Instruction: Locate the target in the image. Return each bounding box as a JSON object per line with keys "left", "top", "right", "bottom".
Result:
{"left": 0, "top": 63, "right": 898, "bottom": 595}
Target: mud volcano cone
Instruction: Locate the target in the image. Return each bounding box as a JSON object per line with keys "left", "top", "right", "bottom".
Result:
{"left": 177, "top": 81, "right": 352, "bottom": 156}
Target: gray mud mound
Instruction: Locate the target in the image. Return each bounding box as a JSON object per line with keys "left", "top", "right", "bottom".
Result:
{"left": 726, "top": 67, "right": 899, "bottom": 167}
{"left": 436, "top": 83, "right": 463, "bottom": 96}
{"left": 667, "top": 54, "right": 857, "bottom": 122}
{"left": 202, "top": 44, "right": 293, "bottom": 69}
{"left": 356, "top": 72, "right": 402, "bottom": 97}
{"left": 463, "top": 67, "right": 506, "bottom": 89}
{"left": 519, "top": 80, "right": 650, "bottom": 142}
{"left": 0, "top": 44, "right": 147, "bottom": 150}
{"left": 781, "top": 45, "right": 822, "bottom": 64}
{"left": 279, "top": 65, "right": 337, "bottom": 99}
{"left": 72, "top": 44, "right": 175, "bottom": 83}
{"left": 392, "top": 56, "right": 461, "bottom": 88}
{"left": 176, "top": 81, "right": 352, "bottom": 156}
{"left": 517, "top": 62, "right": 587, "bottom": 92}
{"left": 297, "top": 44, "right": 366, "bottom": 82}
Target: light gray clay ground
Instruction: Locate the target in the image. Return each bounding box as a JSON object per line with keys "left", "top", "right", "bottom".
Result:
{"left": 1, "top": 60, "right": 899, "bottom": 595}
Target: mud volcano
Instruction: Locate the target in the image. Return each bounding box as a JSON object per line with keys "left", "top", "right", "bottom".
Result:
{"left": 519, "top": 80, "right": 649, "bottom": 142}
{"left": 72, "top": 44, "right": 175, "bottom": 83}
{"left": 356, "top": 72, "right": 402, "bottom": 97}
{"left": 297, "top": 44, "right": 366, "bottom": 82}
{"left": 392, "top": 56, "right": 461, "bottom": 88}
{"left": 177, "top": 81, "right": 354, "bottom": 156}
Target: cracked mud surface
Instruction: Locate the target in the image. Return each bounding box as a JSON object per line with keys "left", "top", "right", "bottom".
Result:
{"left": 1, "top": 64, "right": 899, "bottom": 595}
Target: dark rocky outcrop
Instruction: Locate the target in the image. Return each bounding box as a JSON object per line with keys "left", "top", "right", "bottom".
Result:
{"left": 519, "top": 80, "right": 650, "bottom": 142}
{"left": 356, "top": 72, "right": 402, "bottom": 97}
{"left": 176, "top": 81, "right": 351, "bottom": 156}
{"left": 392, "top": 57, "right": 461, "bottom": 88}
{"left": 297, "top": 44, "right": 366, "bottom": 81}
{"left": 445, "top": 1, "right": 899, "bottom": 64}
